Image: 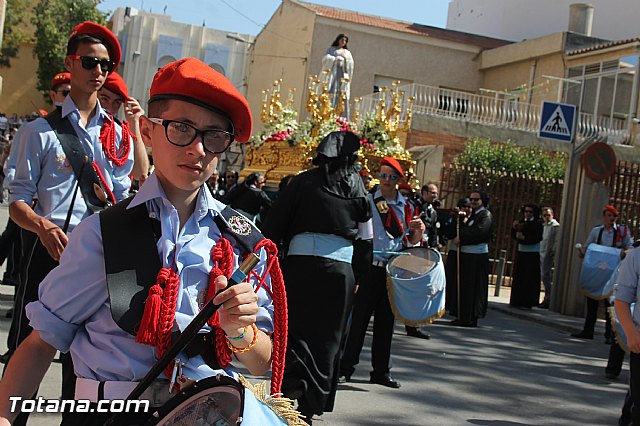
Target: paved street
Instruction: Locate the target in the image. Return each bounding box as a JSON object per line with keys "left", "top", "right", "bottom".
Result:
{"left": 0, "top": 202, "right": 628, "bottom": 425}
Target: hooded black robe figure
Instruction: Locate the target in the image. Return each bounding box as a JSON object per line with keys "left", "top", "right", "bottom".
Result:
{"left": 262, "top": 131, "right": 372, "bottom": 422}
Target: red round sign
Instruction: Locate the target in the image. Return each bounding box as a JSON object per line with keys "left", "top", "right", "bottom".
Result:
{"left": 582, "top": 142, "right": 617, "bottom": 181}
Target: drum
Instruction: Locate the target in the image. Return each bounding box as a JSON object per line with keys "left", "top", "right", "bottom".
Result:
{"left": 386, "top": 247, "right": 446, "bottom": 326}
{"left": 580, "top": 244, "right": 621, "bottom": 299}
{"left": 610, "top": 303, "right": 635, "bottom": 352}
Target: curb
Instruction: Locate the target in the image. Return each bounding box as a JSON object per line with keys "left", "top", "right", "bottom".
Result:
{"left": 489, "top": 301, "right": 589, "bottom": 335}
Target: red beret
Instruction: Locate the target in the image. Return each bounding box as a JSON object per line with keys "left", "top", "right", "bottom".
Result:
{"left": 398, "top": 183, "right": 412, "bottom": 192}
{"left": 102, "top": 72, "right": 128, "bottom": 99}
{"left": 380, "top": 157, "right": 404, "bottom": 178}
{"left": 69, "top": 22, "right": 121, "bottom": 68}
{"left": 50, "top": 72, "right": 71, "bottom": 90}
{"left": 603, "top": 205, "right": 619, "bottom": 216}
{"left": 149, "top": 58, "right": 252, "bottom": 142}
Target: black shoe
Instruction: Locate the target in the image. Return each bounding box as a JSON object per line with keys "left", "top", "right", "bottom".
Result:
{"left": 605, "top": 369, "right": 620, "bottom": 379}
{"left": 571, "top": 331, "right": 594, "bottom": 339}
{"left": 406, "top": 328, "right": 431, "bottom": 339}
{"left": 0, "top": 352, "right": 10, "bottom": 364}
{"left": 538, "top": 301, "right": 549, "bottom": 309}
{"left": 370, "top": 372, "right": 400, "bottom": 388}
{"left": 450, "top": 319, "right": 476, "bottom": 327}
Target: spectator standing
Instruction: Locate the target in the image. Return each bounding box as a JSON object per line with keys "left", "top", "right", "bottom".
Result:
{"left": 573, "top": 205, "right": 633, "bottom": 342}
{"left": 509, "top": 204, "right": 543, "bottom": 309}
{"left": 450, "top": 191, "right": 492, "bottom": 327}
{"left": 443, "top": 198, "right": 472, "bottom": 314}
{"left": 539, "top": 207, "right": 559, "bottom": 309}
{"left": 206, "top": 169, "right": 226, "bottom": 200}
{"left": 225, "top": 172, "right": 272, "bottom": 224}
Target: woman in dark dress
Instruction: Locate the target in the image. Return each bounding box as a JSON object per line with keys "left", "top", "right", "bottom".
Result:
{"left": 509, "top": 204, "right": 544, "bottom": 309}
{"left": 262, "top": 131, "right": 372, "bottom": 424}
{"left": 450, "top": 191, "right": 493, "bottom": 327}
{"left": 443, "top": 198, "right": 471, "bottom": 314}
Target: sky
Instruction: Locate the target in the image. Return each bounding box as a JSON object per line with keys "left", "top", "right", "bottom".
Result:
{"left": 98, "top": 0, "right": 452, "bottom": 36}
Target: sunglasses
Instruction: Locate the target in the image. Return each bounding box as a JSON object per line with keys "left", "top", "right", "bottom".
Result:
{"left": 469, "top": 197, "right": 481, "bottom": 202}
{"left": 68, "top": 55, "right": 115, "bottom": 74}
{"left": 543, "top": 214, "right": 551, "bottom": 217}
{"left": 379, "top": 172, "right": 400, "bottom": 181}
{"left": 56, "top": 89, "right": 70, "bottom": 97}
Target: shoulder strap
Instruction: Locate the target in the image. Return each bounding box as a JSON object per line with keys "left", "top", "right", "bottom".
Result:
{"left": 45, "top": 108, "right": 110, "bottom": 213}
{"left": 214, "top": 206, "right": 265, "bottom": 257}
{"left": 100, "top": 197, "right": 162, "bottom": 336}
{"left": 597, "top": 226, "right": 604, "bottom": 245}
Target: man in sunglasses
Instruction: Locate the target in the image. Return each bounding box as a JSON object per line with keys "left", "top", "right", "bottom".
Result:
{"left": 340, "top": 157, "right": 425, "bottom": 389}
{"left": 4, "top": 22, "right": 132, "bottom": 424}
{"left": 99, "top": 71, "right": 150, "bottom": 183}
{"left": 49, "top": 72, "right": 71, "bottom": 109}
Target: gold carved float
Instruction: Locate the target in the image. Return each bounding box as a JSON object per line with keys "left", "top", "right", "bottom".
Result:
{"left": 243, "top": 78, "right": 417, "bottom": 187}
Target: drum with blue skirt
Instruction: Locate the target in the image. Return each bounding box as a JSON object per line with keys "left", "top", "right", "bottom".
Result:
{"left": 610, "top": 303, "right": 635, "bottom": 352}
{"left": 580, "top": 244, "right": 621, "bottom": 299}
{"left": 386, "top": 247, "right": 446, "bottom": 326}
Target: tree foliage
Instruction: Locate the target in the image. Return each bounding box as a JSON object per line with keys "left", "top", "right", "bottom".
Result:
{"left": 0, "top": 0, "right": 31, "bottom": 67}
{"left": 32, "top": 0, "right": 108, "bottom": 103}
{"left": 455, "top": 137, "right": 567, "bottom": 180}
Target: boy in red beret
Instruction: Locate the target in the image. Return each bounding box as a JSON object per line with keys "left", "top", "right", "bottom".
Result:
{"left": 0, "top": 58, "right": 296, "bottom": 425}
{"left": 572, "top": 204, "right": 633, "bottom": 342}
{"left": 340, "top": 157, "right": 425, "bottom": 389}
{"left": 3, "top": 21, "right": 132, "bottom": 425}
{"left": 99, "top": 72, "right": 150, "bottom": 183}
{"left": 49, "top": 72, "right": 71, "bottom": 108}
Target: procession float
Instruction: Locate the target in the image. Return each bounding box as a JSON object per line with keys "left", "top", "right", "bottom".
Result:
{"left": 241, "top": 75, "right": 418, "bottom": 188}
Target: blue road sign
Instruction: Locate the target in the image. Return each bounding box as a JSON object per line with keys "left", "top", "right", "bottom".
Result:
{"left": 539, "top": 101, "right": 576, "bottom": 142}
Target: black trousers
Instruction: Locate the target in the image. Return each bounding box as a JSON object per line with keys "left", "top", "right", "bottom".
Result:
{"left": 582, "top": 297, "right": 612, "bottom": 338}
{"left": 340, "top": 266, "right": 395, "bottom": 376}
{"left": 629, "top": 352, "right": 640, "bottom": 424}
{"left": 5, "top": 230, "right": 76, "bottom": 424}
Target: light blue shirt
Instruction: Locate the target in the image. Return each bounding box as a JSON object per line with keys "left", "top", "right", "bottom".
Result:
{"left": 7, "top": 96, "right": 133, "bottom": 232}
{"left": 585, "top": 224, "right": 633, "bottom": 250}
{"left": 614, "top": 248, "right": 640, "bottom": 327}
{"left": 371, "top": 190, "right": 409, "bottom": 264}
{"left": 26, "top": 173, "right": 275, "bottom": 382}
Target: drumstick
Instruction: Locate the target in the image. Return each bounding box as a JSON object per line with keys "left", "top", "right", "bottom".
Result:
{"left": 113, "top": 253, "right": 261, "bottom": 407}
{"left": 373, "top": 250, "right": 411, "bottom": 256}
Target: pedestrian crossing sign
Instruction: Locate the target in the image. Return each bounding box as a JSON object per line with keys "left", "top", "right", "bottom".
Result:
{"left": 538, "top": 101, "right": 576, "bottom": 142}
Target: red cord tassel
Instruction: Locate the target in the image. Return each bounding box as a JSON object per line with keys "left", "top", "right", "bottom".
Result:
{"left": 136, "top": 283, "right": 163, "bottom": 345}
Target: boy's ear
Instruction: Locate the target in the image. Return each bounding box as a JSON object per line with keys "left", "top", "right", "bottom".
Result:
{"left": 139, "top": 116, "right": 153, "bottom": 148}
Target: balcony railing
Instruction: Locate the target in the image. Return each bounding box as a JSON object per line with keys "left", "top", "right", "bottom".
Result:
{"left": 357, "top": 83, "right": 632, "bottom": 145}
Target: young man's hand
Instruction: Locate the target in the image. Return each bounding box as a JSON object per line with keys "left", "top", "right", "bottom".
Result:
{"left": 124, "top": 97, "right": 144, "bottom": 124}
{"left": 213, "top": 275, "right": 259, "bottom": 337}
{"left": 36, "top": 219, "right": 68, "bottom": 261}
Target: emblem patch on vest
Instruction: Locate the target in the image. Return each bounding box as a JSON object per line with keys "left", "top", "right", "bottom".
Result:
{"left": 376, "top": 200, "right": 389, "bottom": 214}
{"left": 228, "top": 215, "right": 252, "bottom": 236}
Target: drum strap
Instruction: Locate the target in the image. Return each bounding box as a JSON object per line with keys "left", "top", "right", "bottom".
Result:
{"left": 597, "top": 225, "right": 621, "bottom": 248}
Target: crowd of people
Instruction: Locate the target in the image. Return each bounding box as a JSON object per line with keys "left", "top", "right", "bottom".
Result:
{"left": 0, "top": 21, "right": 639, "bottom": 426}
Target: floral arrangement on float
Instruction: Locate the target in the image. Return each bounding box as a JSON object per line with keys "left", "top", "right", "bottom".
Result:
{"left": 243, "top": 77, "right": 416, "bottom": 185}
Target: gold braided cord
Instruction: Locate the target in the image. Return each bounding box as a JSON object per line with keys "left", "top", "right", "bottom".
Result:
{"left": 237, "top": 375, "right": 308, "bottom": 426}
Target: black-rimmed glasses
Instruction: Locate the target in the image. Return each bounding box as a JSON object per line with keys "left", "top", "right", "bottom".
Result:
{"left": 56, "top": 89, "right": 70, "bottom": 97}
{"left": 67, "top": 55, "right": 115, "bottom": 74}
{"left": 147, "top": 118, "right": 234, "bottom": 154}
